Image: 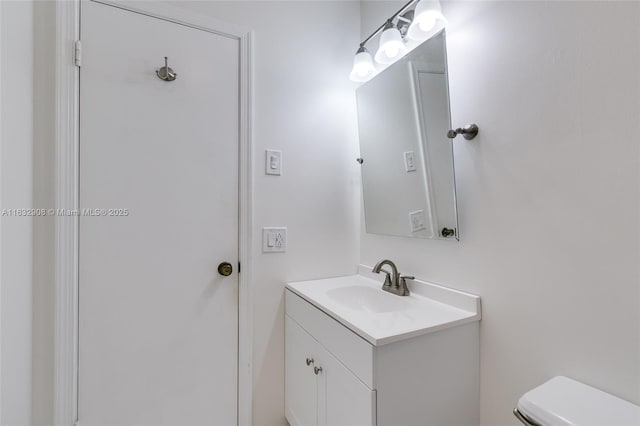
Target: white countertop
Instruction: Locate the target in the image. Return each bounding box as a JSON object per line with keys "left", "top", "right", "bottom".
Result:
{"left": 286, "top": 266, "right": 481, "bottom": 346}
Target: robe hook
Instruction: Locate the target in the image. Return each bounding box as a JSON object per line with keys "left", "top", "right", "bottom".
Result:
{"left": 447, "top": 123, "right": 478, "bottom": 140}
{"left": 156, "top": 56, "right": 177, "bottom": 82}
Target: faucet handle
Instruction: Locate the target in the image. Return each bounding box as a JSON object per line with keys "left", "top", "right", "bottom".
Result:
{"left": 398, "top": 275, "right": 414, "bottom": 296}
{"left": 379, "top": 269, "right": 393, "bottom": 286}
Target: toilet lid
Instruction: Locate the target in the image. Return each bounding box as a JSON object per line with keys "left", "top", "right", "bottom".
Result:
{"left": 517, "top": 376, "right": 640, "bottom": 426}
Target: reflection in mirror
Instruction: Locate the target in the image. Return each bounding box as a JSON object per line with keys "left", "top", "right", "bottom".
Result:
{"left": 356, "top": 30, "right": 457, "bottom": 240}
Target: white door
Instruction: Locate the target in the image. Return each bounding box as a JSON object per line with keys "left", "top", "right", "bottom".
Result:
{"left": 79, "top": 2, "right": 239, "bottom": 425}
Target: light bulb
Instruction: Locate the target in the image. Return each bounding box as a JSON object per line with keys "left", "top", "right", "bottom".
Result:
{"left": 419, "top": 16, "right": 436, "bottom": 32}
{"left": 407, "top": 0, "right": 447, "bottom": 41}
{"left": 349, "top": 46, "right": 376, "bottom": 82}
{"left": 374, "top": 21, "right": 408, "bottom": 65}
{"left": 385, "top": 45, "right": 399, "bottom": 57}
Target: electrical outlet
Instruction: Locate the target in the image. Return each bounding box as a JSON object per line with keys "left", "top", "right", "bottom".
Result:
{"left": 263, "top": 227, "right": 287, "bottom": 253}
{"left": 409, "top": 210, "right": 427, "bottom": 232}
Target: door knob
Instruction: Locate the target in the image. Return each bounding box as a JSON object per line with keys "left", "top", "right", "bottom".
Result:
{"left": 217, "top": 262, "right": 233, "bottom": 276}
{"left": 314, "top": 366, "right": 323, "bottom": 375}
{"left": 306, "top": 357, "right": 314, "bottom": 366}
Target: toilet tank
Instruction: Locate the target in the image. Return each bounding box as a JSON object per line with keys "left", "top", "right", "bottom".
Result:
{"left": 514, "top": 376, "right": 640, "bottom": 426}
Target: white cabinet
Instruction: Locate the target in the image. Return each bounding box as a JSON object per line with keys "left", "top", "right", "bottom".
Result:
{"left": 285, "top": 315, "right": 319, "bottom": 426}
{"left": 285, "top": 288, "right": 480, "bottom": 426}
{"left": 285, "top": 316, "right": 375, "bottom": 426}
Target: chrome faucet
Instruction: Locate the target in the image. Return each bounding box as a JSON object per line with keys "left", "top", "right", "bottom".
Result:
{"left": 372, "top": 259, "right": 414, "bottom": 296}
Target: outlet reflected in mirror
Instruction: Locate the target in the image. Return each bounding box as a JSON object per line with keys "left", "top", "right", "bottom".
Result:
{"left": 356, "top": 30, "right": 457, "bottom": 240}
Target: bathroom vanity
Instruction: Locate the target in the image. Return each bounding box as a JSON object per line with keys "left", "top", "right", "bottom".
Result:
{"left": 285, "top": 266, "right": 481, "bottom": 426}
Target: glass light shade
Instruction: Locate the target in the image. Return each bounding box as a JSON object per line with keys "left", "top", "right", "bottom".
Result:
{"left": 407, "top": 0, "right": 447, "bottom": 41}
{"left": 374, "top": 25, "right": 408, "bottom": 65}
{"left": 349, "top": 48, "right": 376, "bottom": 82}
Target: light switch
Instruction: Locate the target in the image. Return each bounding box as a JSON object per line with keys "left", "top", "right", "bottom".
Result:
{"left": 263, "top": 227, "right": 287, "bottom": 252}
{"left": 266, "top": 150, "right": 282, "bottom": 175}
{"left": 404, "top": 151, "right": 416, "bottom": 172}
{"left": 409, "top": 210, "right": 427, "bottom": 232}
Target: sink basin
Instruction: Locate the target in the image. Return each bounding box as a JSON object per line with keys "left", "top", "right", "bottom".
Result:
{"left": 326, "top": 285, "right": 408, "bottom": 313}
{"left": 287, "top": 268, "right": 481, "bottom": 346}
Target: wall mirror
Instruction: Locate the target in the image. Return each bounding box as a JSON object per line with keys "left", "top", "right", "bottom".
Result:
{"left": 356, "top": 30, "right": 458, "bottom": 240}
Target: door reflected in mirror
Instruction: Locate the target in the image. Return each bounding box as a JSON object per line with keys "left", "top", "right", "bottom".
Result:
{"left": 356, "top": 30, "right": 457, "bottom": 240}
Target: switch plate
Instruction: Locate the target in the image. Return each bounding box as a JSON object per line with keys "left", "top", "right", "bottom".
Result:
{"left": 409, "top": 210, "right": 427, "bottom": 232}
{"left": 266, "top": 150, "right": 282, "bottom": 175}
{"left": 263, "top": 227, "right": 287, "bottom": 253}
{"left": 404, "top": 151, "right": 416, "bottom": 172}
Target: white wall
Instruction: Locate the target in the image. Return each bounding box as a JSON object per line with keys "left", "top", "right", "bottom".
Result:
{"left": 360, "top": 1, "right": 640, "bottom": 425}
{"left": 165, "top": 2, "right": 363, "bottom": 425}
{"left": 0, "top": 1, "right": 34, "bottom": 425}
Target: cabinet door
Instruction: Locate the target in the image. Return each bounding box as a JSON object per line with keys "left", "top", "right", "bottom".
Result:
{"left": 317, "top": 345, "right": 376, "bottom": 426}
{"left": 285, "top": 315, "right": 318, "bottom": 426}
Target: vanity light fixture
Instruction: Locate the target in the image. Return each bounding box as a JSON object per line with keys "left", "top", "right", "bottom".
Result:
{"left": 349, "top": 0, "right": 446, "bottom": 82}
{"left": 374, "top": 20, "right": 408, "bottom": 65}
{"left": 407, "top": 0, "right": 447, "bottom": 41}
{"left": 349, "top": 45, "right": 377, "bottom": 82}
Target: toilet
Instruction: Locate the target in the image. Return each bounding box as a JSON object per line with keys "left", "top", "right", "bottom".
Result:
{"left": 514, "top": 376, "right": 640, "bottom": 426}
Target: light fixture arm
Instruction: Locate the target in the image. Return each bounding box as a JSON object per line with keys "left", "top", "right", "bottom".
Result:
{"left": 359, "top": 0, "right": 419, "bottom": 47}
{"left": 397, "top": 14, "right": 413, "bottom": 24}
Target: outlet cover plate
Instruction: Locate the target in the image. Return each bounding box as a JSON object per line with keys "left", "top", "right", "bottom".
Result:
{"left": 263, "top": 227, "right": 287, "bottom": 253}
{"left": 409, "top": 210, "right": 427, "bottom": 232}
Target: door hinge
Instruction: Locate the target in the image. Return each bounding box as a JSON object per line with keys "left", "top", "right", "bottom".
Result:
{"left": 238, "top": 262, "right": 241, "bottom": 273}
{"left": 74, "top": 40, "right": 82, "bottom": 67}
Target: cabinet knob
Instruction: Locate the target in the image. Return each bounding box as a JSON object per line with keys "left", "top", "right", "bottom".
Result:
{"left": 314, "top": 366, "right": 323, "bottom": 375}
{"left": 305, "top": 357, "right": 314, "bottom": 366}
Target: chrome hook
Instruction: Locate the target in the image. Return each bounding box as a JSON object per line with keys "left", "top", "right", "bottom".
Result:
{"left": 156, "top": 56, "right": 177, "bottom": 82}
{"left": 447, "top": 123, "right": 479, "bottom": 140}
